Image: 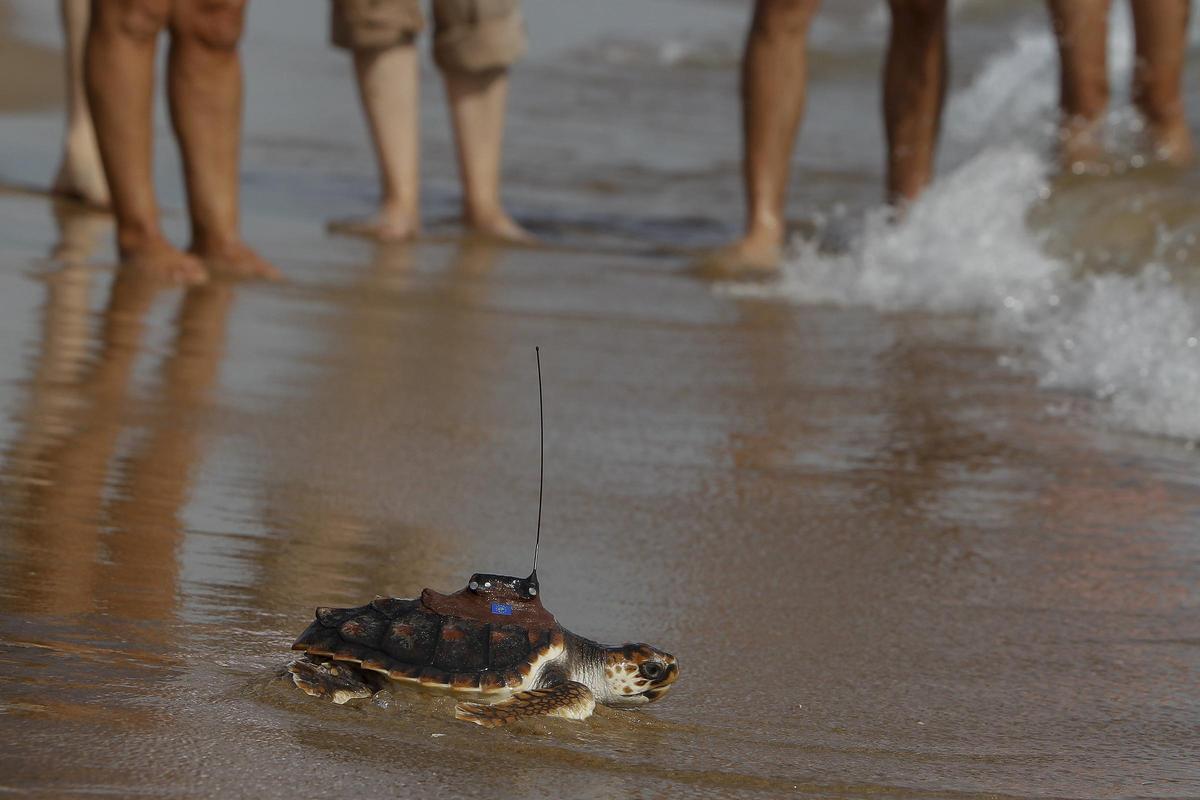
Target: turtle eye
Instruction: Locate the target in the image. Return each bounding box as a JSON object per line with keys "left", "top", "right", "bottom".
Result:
{"left": 638, "top": 661, "right": 665, "bottom": 681}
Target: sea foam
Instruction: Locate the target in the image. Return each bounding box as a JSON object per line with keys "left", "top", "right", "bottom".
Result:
{"left": 1032, "top": 267, "right": 1200, "bottom": 440}
{"left": 738, "top": 147, "right": 1062, "bottom": 316}
{"left": 731, "top": 9, "right": 1200, "bottom": 441}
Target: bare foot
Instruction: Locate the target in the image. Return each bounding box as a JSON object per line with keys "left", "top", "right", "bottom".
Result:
{"left": 52, "top": 136, "right": 111, "bottom": 209}
{"left": 1058, "top": 117, "right": 1107, "bottom": 174}
{"left": 1147, "top": 121, "right": 1195, "bottom": 167}
{"left": 195, "top": 240, "right": 282, "bottom": 281}
{"left": 464, "top": 209, "right": 536, "bottom": 245}
{"left": 120, "top": 237, "right": 208, "bottom": 285}
{"left": 692, "top": 232, "right": 782, "bottom": 280}
{"left": 327, "top": 206, "right": 419, "bottom": 242}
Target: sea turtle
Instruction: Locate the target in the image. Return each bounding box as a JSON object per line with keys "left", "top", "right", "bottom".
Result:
{"left": 287, "top": 570, "right": 678, "bottom": 727}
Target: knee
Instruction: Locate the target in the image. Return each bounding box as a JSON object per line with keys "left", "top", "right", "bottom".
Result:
{"left": 92, "top": 0, "right": 170, "bottom": 42}
{"left": 750, "top": 0, "right": 820, "bottom": 39}
{"left": 173, "top": 0, "right": 248, "bottom": 52}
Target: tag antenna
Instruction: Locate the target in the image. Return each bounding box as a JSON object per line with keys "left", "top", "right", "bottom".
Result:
{"left": 532, "top": 347, "right": 544, "bottom": 576}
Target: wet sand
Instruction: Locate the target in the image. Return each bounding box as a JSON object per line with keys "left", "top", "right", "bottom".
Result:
{"left": 2, "top": 1, "right": 1200, "bottom": 798}
{"left": 3, "top": 191, "right": 1199, "bottom": 798}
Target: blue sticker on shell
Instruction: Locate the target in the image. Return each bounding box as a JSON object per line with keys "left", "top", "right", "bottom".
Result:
{"left": 491, "top": 602, "right": 513, "bottom": 616}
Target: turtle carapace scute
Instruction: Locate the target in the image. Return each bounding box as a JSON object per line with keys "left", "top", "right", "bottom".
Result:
{"left": 288, "top": 571, "right": 678, "bottom": 727}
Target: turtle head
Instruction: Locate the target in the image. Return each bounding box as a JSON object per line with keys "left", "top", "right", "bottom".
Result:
{"left": 598, "top": 643, "right": 678, "bottom": 707}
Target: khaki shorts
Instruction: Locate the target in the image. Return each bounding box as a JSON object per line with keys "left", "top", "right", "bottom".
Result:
{"left": 331, "top": 0, "right": 526, "bottom": 73}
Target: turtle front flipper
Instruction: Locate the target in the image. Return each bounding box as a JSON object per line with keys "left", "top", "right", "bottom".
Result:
{"left": 455, "top": 681, "right": 596, "bottom": 727}
{"left": 288, "top": 657, "right": 375, "bottom": 705}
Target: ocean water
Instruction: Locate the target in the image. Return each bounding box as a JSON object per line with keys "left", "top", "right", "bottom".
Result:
{"left": 1, "top": 1, "right": 1199, "bottom": 798}
{"left": 728, "top": 1, "right": 1200, "bottom": 443}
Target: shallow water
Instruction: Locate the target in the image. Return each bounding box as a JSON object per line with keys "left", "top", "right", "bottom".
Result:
{"left": 2, "top": 1, "right": 1200, "bottom": 798}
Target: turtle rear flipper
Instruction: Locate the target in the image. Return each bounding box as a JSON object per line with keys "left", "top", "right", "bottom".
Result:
{"left": 288, "top": 657, "right": 375, "bottom": 705}
{"left": 455, "top": 681, "right": 596, "bottom": 727}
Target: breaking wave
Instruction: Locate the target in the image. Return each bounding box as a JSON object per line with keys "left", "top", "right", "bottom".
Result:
{"left": 731, "top": 9, "right": 1200, "bottom": 442}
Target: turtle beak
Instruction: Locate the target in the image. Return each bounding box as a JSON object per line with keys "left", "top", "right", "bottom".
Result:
{"left": 642, "top": 685, "right": 672, "bottom": 701}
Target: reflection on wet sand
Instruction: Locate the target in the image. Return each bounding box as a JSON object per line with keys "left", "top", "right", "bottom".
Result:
{"left": 254, "top": 240, "right": 512, "bottom": 609}
{"left": 0, "top": 207, "right": 235, "bottom": 625}
{"left": 0, "top": 207, "right": 243, "bottom": 797}
{"left": 2, "top": 207, "right": 102, "bottom": 488}
{"left": 1030, "top": 441, "right": 1190, "bottom": 612}
{"left": 654, "top": 297, "right": 1200, "bottom": 791}
{"left": 867, "top": 319, "right": 1017, "bottom": 584}
{"left": 0, "top": 197, "right": 1196, "bottom": 795}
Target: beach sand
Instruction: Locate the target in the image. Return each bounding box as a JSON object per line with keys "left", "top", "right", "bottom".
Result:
{"left": 1, "top": 1, "right": 1199, "bottom": 798}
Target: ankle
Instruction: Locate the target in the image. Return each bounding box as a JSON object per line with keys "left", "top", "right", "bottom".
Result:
{"left": 190, "top": 228, "right": 244, "bottom": 257}
{"left": 116, "top": 225, "right": 168, "bottom": 256}
{"left": 744, "top": 215, "right": 784, "bottom": 245}
{"left": 380, "top": 197, "right": 419, "bottom": 221}
{"left": 464, "top": 202, "right": 507, "bottom": 228}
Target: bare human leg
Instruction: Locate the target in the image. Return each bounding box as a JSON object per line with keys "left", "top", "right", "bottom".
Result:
{"left": 329, "top": 43, "right": 422, "bottom": 241}
{"left": 86, "top": 0, "right": 206, "bottom": 283}
{"left": 1047, "top": 0, "right": 1112, "bottom": 171}
{"left": 55, "top": 0, "right": 110, "bottom": 207}
{"left": 884, "top": 0, "right": 947, "bottom": 206}
{"left": 167, "top": 0, "right": 279, "bottom": 280}
{"left": 443, "top": 68, "right": 532, "bottom": 243}
{"left": 705, "top": 0, "right": 821, "bottom": 276}
{"left": 1130, "top": 0, "right": 1194, "bottom": 166}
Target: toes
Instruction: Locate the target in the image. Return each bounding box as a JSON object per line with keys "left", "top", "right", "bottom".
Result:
{"left": 327, "top": 217, "right": 417, "bottom": 242}
{"left": 250, "top": 257, "right": 284, "bottom": 281}
{"left": 199, "top": 246, "right": 282, "bottom": 281}
{"left": 121, "top": 250, "right": 210, "bottom": 286}
{"left": 174, "top": 257, "right": 209, "bottom": 286}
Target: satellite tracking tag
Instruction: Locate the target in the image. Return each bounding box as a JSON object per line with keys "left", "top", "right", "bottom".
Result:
{"left": 491, "top": 602, "right": 513, "bottom": 616}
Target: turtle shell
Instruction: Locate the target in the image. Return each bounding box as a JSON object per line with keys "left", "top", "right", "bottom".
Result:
{"left": 291, "top": 596, "right": 565, "bottom": 694}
